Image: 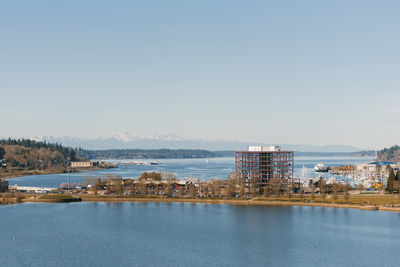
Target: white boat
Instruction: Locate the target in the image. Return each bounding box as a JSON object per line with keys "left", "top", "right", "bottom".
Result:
{"left": 314, "top": 163, "right": 329, "bottom": 172}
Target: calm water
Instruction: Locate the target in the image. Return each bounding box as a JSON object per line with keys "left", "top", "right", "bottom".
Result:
{"left": 1, "top": 202, "right": 399, "bottom": 267}
{"left": 8, "top": 156, "right": 372, "bottom": 188}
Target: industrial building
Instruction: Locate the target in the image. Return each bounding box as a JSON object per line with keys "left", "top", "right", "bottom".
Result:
{"left": 235, "top": 146, "right": 294, "bottom": 187}
{"left": 70, "top": 161, "right": 103, "bottom": 168}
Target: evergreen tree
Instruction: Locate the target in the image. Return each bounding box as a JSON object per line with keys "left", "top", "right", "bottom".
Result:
{"left": 0, "top": 146, "right": 5, "bottom": 159}
{"left": 395, "top": 170, "right": 400, "bottom": 182}
{"left": 386, "top": 167, "right": 395, "bottom": 193}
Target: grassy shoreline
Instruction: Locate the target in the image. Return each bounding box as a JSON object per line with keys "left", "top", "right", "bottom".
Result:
{"left": 14, "top": 194, "right": 400, "bottom": 213}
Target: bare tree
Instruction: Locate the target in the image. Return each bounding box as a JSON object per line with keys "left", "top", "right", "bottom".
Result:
{"left": 332, "top": 183, "right": 340, "bottom": 202}
{"left": 270, "top": 177, "right": 282, "bottom": 198}
{"left": 213, "top": 180, "right": 223, "bottom": 197}
{"left": 178, "top": 185, "right": 185, "bottom": 197}
{"left": 249, "top": 174, "right": 261, "bottom": 197}
{"left": 239, "top": 181, "right": 246, "bottom": 198}
{"left": 130, "top": 181, "right": 137, "bottom": 196}
{"left": 94, "top": 177, "right": 101, "bottom": 196}
{"left": 83, "top": 175, "right": 92, "bottom": 188}
{"left": 285, "top": 181, "right": 293, "bottom": 201}
{"left": 155, "top": 183, "right": 160, "bottom": 196}
{"left": 136, "top": 180, "right": 147, "bottom": 196}
{"left": 226, "top": 174, "right": 237, "bottom": 198}
{"left": 203, "top": 184, "right": 209, "bottom": 197}
{"left": 115, "top": 180, "right": 124, "bottom": 197}
{"left": 311, "top": 185, "right": 316, "bottom": 201}
{"left": 319, "top": 179, "right": 327, "bottom": 202}
{"left": 358, "top": 184, "right": 365, "bottom": 192}
{"left": 164, "top": 181, "right": 173, "bottom": 196}
{"left": 189, "top": 184, "right": 197, "bottom": 198}
{"left": 263, "top": 183, "right": 270, "bottom": 199}
{"left": 298, "top": 182, "right": 303, "bottom": 197}
{"left": 344, "top": 183, "right": 351, "bottom": 202}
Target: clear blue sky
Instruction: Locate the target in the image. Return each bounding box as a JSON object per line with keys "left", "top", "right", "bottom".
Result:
{"left": 1, "top": 0, "right": 399, "bottom": 149}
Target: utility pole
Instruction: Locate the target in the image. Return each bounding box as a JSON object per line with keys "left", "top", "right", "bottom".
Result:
{"left": 66, "top": 159, "right": 71, "bottom": 191}
{"left": 68, "top": 165, "right": 71, "bottom": 190}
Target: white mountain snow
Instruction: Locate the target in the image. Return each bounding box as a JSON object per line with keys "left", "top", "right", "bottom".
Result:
{"left": 23, "top": 132, "right": 366, "bottom": 152}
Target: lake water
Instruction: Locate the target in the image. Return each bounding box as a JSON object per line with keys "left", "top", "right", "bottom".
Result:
{"left": 8, "top": 156, "right": 372, "bottom": 188}
{"left": 1, "top": 202, "right": 399, "bottom": 267}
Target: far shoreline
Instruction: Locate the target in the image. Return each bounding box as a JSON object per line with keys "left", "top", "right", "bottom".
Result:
{"left": 1, "top": 167, "right": 108, "bottom": 180}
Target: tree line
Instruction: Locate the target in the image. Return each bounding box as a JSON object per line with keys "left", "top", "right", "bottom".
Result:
{"left": 0, "top": 138, "right": 84, "bottom": 170}
{"left": 377, "top": 145, "right": 400, "bottom": 162}
{"left": 76, "top": 149, "right": 216, "bottom": 160}
{"left": 0, "top": 138, "right": 79, "bottom": 161}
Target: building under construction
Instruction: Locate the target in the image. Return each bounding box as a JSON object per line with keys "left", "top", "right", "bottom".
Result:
{"left": 235, "top": 146, "right": 294, "bottom": 187}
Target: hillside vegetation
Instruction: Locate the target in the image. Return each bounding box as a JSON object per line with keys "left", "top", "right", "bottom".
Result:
{"left": 0, "top": 139, "right": 84, "bottom": 178}
{"left": 77, "top": 149, "right": 216, "bottom": 159}
{"left": 377, "top": 146, "right": 400, "bottom": 162}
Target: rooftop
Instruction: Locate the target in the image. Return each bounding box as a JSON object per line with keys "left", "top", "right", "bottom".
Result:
{"left": 247, "top": 146, "right": 281, "bottom": 152}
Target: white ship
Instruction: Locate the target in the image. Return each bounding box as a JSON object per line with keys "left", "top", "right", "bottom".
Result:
{"left": 314, "top": 163, "right": 329, "bottom": 172}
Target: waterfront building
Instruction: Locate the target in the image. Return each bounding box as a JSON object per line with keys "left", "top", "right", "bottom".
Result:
{"left": 353, "top": 161, "right": 400, "bottom": 188}
{"left": 235, "top": 146, "right": 294, "bottom": 188}
{"left": 355, "top": 161, "right": 399, "bottom": 173}
{"left": 70, "top": 161, "right": 93, "bottom": 168}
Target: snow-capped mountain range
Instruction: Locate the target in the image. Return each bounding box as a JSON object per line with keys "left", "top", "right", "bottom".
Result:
{"left": 20, "top": 132, "right": 367, "bottom": 152}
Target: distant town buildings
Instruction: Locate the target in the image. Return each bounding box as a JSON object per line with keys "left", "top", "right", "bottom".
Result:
{"left": 355, "top": 161, "right": 399, "bottom": 174}
{"left": 235, "top": 146, "right": 294, "bottom": 187}
{"left": 352, "top": 161, "right": 400, "bottom": 188}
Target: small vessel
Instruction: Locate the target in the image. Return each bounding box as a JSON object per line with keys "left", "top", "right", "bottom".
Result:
{"left": 314, "top": 163, "right": 329, "bottom": 172}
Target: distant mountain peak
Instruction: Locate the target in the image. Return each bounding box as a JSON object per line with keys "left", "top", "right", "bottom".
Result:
{"left": 114, "top": 131, "right": 137, "bottom": 142}
{"left": 19, "top": 133, "right": 367, "bottom": 152}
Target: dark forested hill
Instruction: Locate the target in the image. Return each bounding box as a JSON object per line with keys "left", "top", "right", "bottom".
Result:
{"left": 77, "top": 149, "right": 217, "bottom": 159}
{"left": 0, "top": 138, "right": 82, "bottom": 169}
{"left": 377, "top": 146, "right": 400, "bottom": 162}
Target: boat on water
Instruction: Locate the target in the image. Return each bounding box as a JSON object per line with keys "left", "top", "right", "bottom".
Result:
{"left": 314, "top": 163, "right": 329, "bottom": 172}
{"left": 117, "top": 161, "right": 161, "bottom": 166}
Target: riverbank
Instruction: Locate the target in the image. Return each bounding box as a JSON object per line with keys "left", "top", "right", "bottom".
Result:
{"left": 11, "top": 194, "right": 399, "bottom": 213}
{"left": 80, "top": 196, "right": 385, "bottom": 211}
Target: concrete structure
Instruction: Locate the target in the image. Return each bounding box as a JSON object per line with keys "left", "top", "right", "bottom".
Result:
{"left": 235, "top": 146, "right": 294, "bottom": 187}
